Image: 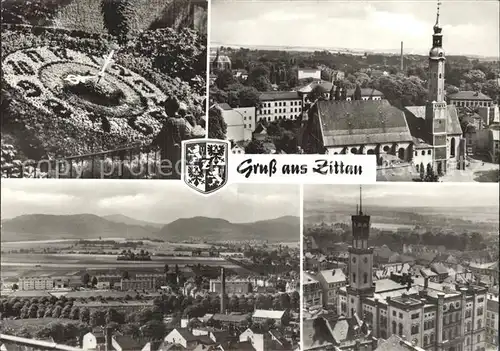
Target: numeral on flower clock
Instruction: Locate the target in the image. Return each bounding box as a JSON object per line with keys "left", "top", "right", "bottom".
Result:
{"left": 112, "top": 64, "right": 132, "bottom": 77}
{"left": 43, "top": 99, "right": 72, "bottom": 119}
{"left": 24, "top": 50, "right": 45, "bottom": 63}
{"left": 6, "top": 60, "right": 35, "bottom": 75}
{"left": 134, "top": 79, "right": 155, "bottom": 94}
{"left": 17, "top": 80, "right": 43, "bottom": 98}
{"left": 128, "top": 117, "right": 154, "bottom": 135}
{"left": 48, "top": 47, "right": 73, "bottom": 60}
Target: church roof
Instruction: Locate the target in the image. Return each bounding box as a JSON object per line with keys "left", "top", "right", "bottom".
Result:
{"left": 404, "top": 104, "right": 462, "bottom": 137}
{"left": 315, "top": 100, "right": 413, "bottom": 146}
{"left": 259, "top": 91, "right": 301, "bottom": 101}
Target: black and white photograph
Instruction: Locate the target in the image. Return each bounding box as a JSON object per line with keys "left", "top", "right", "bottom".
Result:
{"left": 208, "top": 0, "right": 500, "bottom": 182}
{"left": 1, "top": 0, "right": 208, "bottom": 179}
{"left": 0, "top": 180, "right": 301, "bottom": 350}
{"left": 302, "top": 183, "right": 499, "bottom": 351}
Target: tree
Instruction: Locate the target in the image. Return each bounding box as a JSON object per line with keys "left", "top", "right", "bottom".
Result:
{"left": 215, "top": 70, "right": 235, "bottom": 90}
{"left": 354, "top": 84, "right": 362, "bottom": 100}
{"left": 82, "top": 273, "right": 90, "bottom": 286}
{"left": 424, "top": 164, "right": 439, "bottom": 182}
{"left": 12, "top": 283, "right": 18, "bottom": 290}
{"left": 91, "top": 276, "right": 98, "bottom": 287}
{"left": 80, "top": 308, "right": 90, "bottom": 324}
{"left": 308, "top": 85, "right": 325, "bottom": 102}
{"left": 419, "top": 162, "right": 425, "bottom": 181}
{"left": 334, "top": 85, "right": 341, "bottom": 101}
{"left": 122, "top": 271, "right": 129, "bottom": 280}
{"left": 245, "top": 140, "right": 266, "bottom": 154}
{"left": 237, "top": 86, "right": 261, "bottom": 108}
{"left": 208, "top": 107, "right": 227, "bottom": 139}
{"left": 100, "top": 0, "right": 135, "bottom": 43}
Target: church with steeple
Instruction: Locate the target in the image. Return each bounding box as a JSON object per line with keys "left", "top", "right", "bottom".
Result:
{"left": 302, "top": 2, "right": 465, "bottom": 177}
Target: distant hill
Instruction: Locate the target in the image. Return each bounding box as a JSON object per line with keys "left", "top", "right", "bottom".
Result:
{"left": 157, "top": 215, "right": 300, "bottom": 243}
{"left": 1, "top": 214, "right": 155, "bottom": 242}
{"left": 103, "top": 214, "right": 164, "bottom": 229}
{"left": 1, "top": 214, "right": 299, "bottom": 243}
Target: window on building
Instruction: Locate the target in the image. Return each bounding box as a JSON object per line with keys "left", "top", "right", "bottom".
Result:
{"left": 392, "top": 321, "right": 397, "bottom": 334}
{"left": 478, "top": 308, "right": 483, "bottom": 316}
{"left": 352, "top": 273, "right": 356, "bottom": 283}
{"left": 363, "top": 273, "right": 368, "bottom": 284}
{"left": 411, "top": 325, "right": 419, "bottom": 334}
{"left": 424, "top": 335, "right": 429, "bottom": 345}
{"left": 478, "top": 319, "right": 482, "bottom": 329}
{"left": 477, "top": 335, "right": 480, "bottom": 343}
{"left": 430, "top": 333, "right": 435, "bottom": 342}
{"left": 399, "top": 312, "right": 403, "bottom": 319}
{"left": 398, "top": 323, "right": 403, "bottom": 336}
{"left": 393, "top": 311, "right": 396, "bottom": 317}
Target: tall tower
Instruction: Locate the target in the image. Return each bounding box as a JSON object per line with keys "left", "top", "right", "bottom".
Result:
{"left": 220, "top": 268, "right": 226, "bottom": 314}
{"left": 400, "top": 41, "right": 404, "bottom": 72}
{"left": 426, "top": 1, "right": 448, "bottom": 173}
{"left": 346, "top": 186, "right": 375, "bottom": 318}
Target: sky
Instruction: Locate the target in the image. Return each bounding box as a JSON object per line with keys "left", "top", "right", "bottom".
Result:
{"left": 1, "top": 180, "right": 300, "bottom": 224}
{"left": 304, "top": 183, "right": 500, "bottom": 209}
{"left": 211, "top": 0, "right": 500, "bottom": 57}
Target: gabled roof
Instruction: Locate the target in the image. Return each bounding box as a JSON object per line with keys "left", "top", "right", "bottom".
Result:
{"left": 319, "top": 269, "right": 346, "bottom": 284}
{"left": 302, "top": 318, "right": 336, "bottom": 349}
{"left": 218, "top": 103, "right": 232, "bottom": 111}
{"left": 252, "top": 309, "right": 285, "bottom": 319}
{"left": 315, "top": 100, "right": 413, "bottom": 147}
{"left": 113, "top": 336, "right": 148, "bottom": 351}
{"left": 448, "top": 91, "right": 492, "bottom": 101}
{"left": 430, "top": 262, "right": 449, "bottom": 275}
{"left": 172, "top": 328, "right": 199, "bottom": 342}
{"left": 405, "top": 104, "right": 462, "bottom": 136}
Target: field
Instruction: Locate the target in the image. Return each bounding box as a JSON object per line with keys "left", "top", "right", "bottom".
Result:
{"left": 0, "top": 318, "right": 80, "bottom": 334}
{"left": 0, "top": 253, "right": 241, "bottom": 279}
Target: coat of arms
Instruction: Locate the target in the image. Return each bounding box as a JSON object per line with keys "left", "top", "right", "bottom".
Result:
{"left": 182, "top": 139, "right": 229, "bottom": 195}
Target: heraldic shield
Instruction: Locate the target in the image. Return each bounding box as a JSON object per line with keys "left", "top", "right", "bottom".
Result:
{"left": 182, "top": 139, "right": 230, "bottom": 195}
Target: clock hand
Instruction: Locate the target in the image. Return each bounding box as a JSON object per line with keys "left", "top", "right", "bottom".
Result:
{"left": 97, "top": 49, "right": 116, "bottom": 83}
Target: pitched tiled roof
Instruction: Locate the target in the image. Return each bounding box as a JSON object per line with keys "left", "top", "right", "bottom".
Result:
{"left": 448, "top": 91, "right": 492, "bottom": 101}
{"left": 405, "top": 105, "right": 463, "bottom": 136}
{"left": 319, "top": 269, "right": 346, "bottom": 284}
{"left": 259, "top": 91, "right": 301, "bottom": 101}
{"left": 113, "top": 336, "right": 148, "bottom": 351}
{"left": 218, "top": 103, "right": 232, "bottom": 110}
{"left": 316, "top": 100, "right": 413, "bottom": 146}
{"left": 302, "top": 318, "right": 336, "bottom": 349}
{"left": 375, "top": 334, "right": 426, "bottom": 351}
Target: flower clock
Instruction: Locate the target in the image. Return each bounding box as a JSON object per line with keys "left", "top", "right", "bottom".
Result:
{"left": 2, "top": 46, "right": 169, "bottom": 147}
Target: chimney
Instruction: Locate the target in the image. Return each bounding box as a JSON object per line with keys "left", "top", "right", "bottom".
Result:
{"left": 400, "top": 41, "right": 404, "bottom": 72}
{"left": 220, "top": 268, "right": 226, "bottom": 314}
{"left": 424, "top": 276, "right": 429, "bottom": 290}
{"left": 105, "top": 327, "right": 112, "bottom": 351}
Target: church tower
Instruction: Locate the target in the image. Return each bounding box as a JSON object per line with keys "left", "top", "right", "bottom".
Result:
{"left": 346, "top": 186, "right": 374, "bottom": 318}
{"left": 426, "top": 1, "right": 448, "bottom": 174}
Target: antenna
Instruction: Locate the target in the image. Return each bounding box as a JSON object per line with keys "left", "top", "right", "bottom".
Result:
{"left": 359, "top": 186, "right": 363, "bottom": 214}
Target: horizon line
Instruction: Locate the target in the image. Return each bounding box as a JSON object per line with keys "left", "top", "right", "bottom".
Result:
{"left": 210, "top": 42, "right": 499, "bottom": 59}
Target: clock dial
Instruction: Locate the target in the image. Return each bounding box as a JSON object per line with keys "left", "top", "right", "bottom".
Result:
{"left": 3, "top": 46, "right": 167, "bottom": 140}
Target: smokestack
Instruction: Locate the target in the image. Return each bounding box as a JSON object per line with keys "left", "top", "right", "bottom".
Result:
{"left": 220, "top": 268, "right": 226, "bottom": 314}
{"left": 400, "top": 41, "right": 404, "bottom": 72}
{"left": 105, "top": 327, "right": 112, "bottom": 351}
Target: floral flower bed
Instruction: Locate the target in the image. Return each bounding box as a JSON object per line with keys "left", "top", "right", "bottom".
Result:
{"left": 1, "top": 24, "right": 206, "bottom": 164}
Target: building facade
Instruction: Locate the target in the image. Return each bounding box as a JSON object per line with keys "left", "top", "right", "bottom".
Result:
{"left": 303, "top": 272, "right": 323, "bottom": 308}
{"left": 18, "top": 276, "right": 54, "bottom": 290}
{"left": 209, "top": 279, "right": 252, "bottom": 294}
{"left": 257, "top": 91, "right": 303, "bottom": 123}
{"left": 485, "top": 294, "right": 499, "bottom": 349}
{"left": 317, "top": 269, "right": 347, "bottom": 309}
{"left": 447, "top": 92, "right": 494, "bottom": 109}
{"left": 119, "top": 278, "right": 156, "bottom": 291}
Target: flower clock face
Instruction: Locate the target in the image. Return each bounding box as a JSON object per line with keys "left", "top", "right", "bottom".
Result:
{"left": 3, "top": 46, "right": 168, "bottom": 142}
